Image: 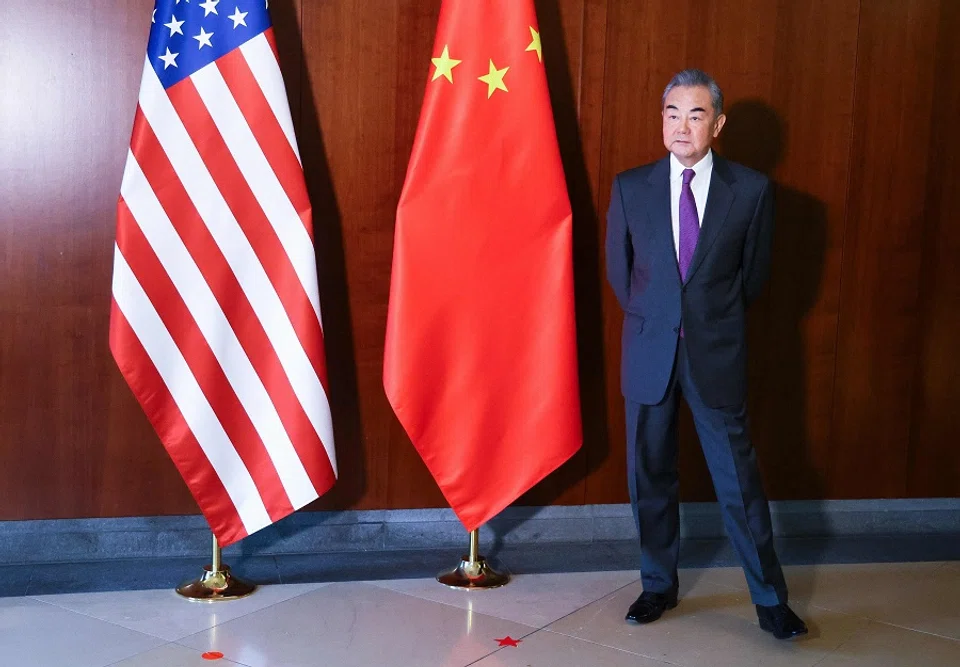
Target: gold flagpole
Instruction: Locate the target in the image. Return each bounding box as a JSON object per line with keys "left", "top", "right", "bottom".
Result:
{"left": 437, "top": 527, "right": 509, "bottom": 589}
{"left": 176, "top": 533, "right": 257, "bottom": 601}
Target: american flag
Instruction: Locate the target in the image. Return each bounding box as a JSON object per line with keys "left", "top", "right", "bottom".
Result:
{"left": 110, "top": 0, "right": 336, "bottom": 547}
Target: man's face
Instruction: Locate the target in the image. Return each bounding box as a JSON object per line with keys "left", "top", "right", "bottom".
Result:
{"left": 662, "top": 85, "right": 726, "bottom": 167}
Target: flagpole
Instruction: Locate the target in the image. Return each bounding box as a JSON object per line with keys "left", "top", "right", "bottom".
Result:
{"left": 437, "top": 528, "right": 510, "bottom": 589}
{"left": 176, "top": 533, "right": 257, "bottom": 601}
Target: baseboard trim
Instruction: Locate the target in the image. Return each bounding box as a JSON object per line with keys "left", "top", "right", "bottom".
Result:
{"left": 1, "top": 499, "right": 957, "bottom": 566}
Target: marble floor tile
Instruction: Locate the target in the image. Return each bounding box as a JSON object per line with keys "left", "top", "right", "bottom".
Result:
{"left": 35, "top": 582, "right": 326, "bottom": 641}
{"left": 782, "top": 561, "right": 959, "bottom": 640}
{"left": 2, "top": 561, "right": 954, "bottom": 667}
{"left": 472, "top": 628, "right": 676, "bottom": 666}
{"left": 0, "top": 596, "right": 164, "bottom": 667}
{"left": 370, "top": 570, "right": 640, "bottom": 628}
{"left": 176, "top": 581, "right": 537, "bottom": 667}
{"left": 108, "top": 642, "right": 248, "bottom": 666}
{"left": 547, "top": 577, "right": 869, "bottom": 667}
{"left": 814, "top": 618, "right": 960, "bottom": 667}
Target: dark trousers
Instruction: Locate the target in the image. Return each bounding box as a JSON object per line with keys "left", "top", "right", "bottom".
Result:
{"left": 626, "top": 339, "right": 788, "bottom": 606}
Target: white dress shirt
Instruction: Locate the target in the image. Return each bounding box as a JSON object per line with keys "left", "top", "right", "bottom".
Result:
{"left": 669, "top": 150, "right": 713, "bottom": 261}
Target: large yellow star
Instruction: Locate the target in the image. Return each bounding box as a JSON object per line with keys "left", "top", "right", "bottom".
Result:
{"left": 526, "top": 27, "right": 542, "bottom": 62}
{"left": 431, "top": 45, "right": 461, "bottom": 83}
{"left": 478, "top": 59, "right": 509, "bottom": 98}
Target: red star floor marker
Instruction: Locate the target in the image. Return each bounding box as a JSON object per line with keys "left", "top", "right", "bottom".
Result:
{"left": 495, "top": 636, "right": 522, "bottom": 647}
{"left": 201, "top": 651, "right": 224, "bottom": 660}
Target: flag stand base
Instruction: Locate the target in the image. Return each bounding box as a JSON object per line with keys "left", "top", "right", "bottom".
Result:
{"left": 436, "top": 528, "right": 509, "bottom": 589}
{"left": 176, "top": 535, "right": 257, "bottom": 602}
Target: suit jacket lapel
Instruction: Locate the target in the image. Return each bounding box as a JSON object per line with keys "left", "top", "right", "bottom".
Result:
{"left": 644, "top": 157, "right": 680, "bottom": 283}
{"left": 685, "top": 155, "right": 735, "bottom": 283}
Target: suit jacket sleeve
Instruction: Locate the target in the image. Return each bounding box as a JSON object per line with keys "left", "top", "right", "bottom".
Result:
{"left": 605, "top": 174, "right": 633, "bottom": 309}
{"left": 742, "top": 179, "right": 775, "bottom": 306}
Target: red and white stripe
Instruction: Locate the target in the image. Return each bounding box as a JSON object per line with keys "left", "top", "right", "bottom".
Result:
{"left": 110, "top": 29, "right": 336, "bottom": 546}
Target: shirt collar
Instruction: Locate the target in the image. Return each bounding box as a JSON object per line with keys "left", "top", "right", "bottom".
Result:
{"left": 670, "top": 149, "right": 714, "bottom": 181}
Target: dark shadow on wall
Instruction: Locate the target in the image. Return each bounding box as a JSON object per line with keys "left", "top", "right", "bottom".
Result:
{"left": 237, "top": 1, "right": 367, "bottom": 559}
{"left": 720, "top": 98, "right": 830, "bottom": 551}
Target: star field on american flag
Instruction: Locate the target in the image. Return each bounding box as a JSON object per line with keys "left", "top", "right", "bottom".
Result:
{"left": 148, "top": 0, "right": 271, "bottom": 87}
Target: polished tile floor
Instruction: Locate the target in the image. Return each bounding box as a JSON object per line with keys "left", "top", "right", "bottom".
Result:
{"left": 1, "top": 561, "right": 957, "bottom": 666}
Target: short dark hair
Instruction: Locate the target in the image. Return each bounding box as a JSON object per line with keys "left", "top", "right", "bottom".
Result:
{"left": 662, "top": 69, "right": 724, "bottom": 115}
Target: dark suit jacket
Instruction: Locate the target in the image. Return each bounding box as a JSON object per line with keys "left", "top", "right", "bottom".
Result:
{"left": 605, "top": 154, "right": 774, "bottom": 409}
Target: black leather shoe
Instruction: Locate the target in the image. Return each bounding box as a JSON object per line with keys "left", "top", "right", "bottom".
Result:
{"left": 756, "top": 603, "right": 808, "bottom": 639}
{"left": 625, "top": 591, "right": 678, "bottom": 624}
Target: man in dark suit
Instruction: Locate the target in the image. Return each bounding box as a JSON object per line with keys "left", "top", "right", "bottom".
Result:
{"left": 605, "top": 69, "right": 807, "bottom": 639}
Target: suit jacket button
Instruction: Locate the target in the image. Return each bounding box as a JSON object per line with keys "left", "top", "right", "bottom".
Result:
{"left": 673, "top": 326, "right": 680, "bottom": 333}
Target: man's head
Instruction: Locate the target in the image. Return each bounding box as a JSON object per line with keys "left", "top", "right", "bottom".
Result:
{"left": 661, "top": 69, "right": 726, "bottom": 167}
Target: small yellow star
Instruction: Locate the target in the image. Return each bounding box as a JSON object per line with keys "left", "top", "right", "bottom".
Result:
{"left": 526, "top": 26, "right": 542, "bottom": 62}
{"left": 478, "top": 59, "right": 509, "bottom": 98}
{"left": 431, "top": 45, "right": 461, "bottom": 83}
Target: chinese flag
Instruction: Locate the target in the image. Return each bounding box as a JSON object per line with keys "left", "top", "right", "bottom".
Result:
{"left": 383, "top": 0, "right": 582, "bottom": 531}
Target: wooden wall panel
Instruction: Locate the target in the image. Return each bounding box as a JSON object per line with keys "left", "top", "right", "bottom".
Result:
{"left": 296, "top": 0, "right": 413, "bottom": 511}
{"left": 548, "top": 0, "right": 618, "bottom": 506}
{"left": 0, "top": 0, "right": 198, "bottom": 518}
{"left": 907, "top": 0, "right": 960, "bottom": 497}
{"left": 740, "top": 0, "right": 859, "bottom": 500}
{"left": 0, "top": 0, "right": 957, "bottom": 522}
{"left": 829, "top": 0, "right": 941, "bottom": 498}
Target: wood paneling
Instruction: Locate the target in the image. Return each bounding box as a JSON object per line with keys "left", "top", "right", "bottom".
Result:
{"left": 907, "top": 0, "right": 960, "bottom": 497}
{"left": 1, "top": 0, "right": 957, "bottom": 522}
{"left": 830, "top": 0, "right": 941, "bottom": 498}
{"left": 0, "top": 0, "right": 197, "bottom": 518}
{"left": 295, "top": 0, "right": 406, "bottom": 511}
{"left": 740, "top": 0, "right": 860, "bottom": 500}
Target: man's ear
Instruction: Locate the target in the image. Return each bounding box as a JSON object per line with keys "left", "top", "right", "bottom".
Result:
{"left": 713, "top": 113, "right": 727, "bottom": 138}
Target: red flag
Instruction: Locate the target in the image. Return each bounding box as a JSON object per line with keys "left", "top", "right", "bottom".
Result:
{"left": 110, "top": 3, "right": 336, "bottom": 546}
{"left": 383, "top": 0, "right": 582, "bottom": 531}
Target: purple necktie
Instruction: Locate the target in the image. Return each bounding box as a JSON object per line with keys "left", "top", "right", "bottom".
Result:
{"left": 678, "top": 168, "right": 699, "bottom": 337}
{"left": 678, "top": 168, "right": 699, "bottom": 281}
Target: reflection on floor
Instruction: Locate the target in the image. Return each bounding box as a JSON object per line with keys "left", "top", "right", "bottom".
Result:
{"left": 2, "top": 561, "right": 958, "bottom": 666}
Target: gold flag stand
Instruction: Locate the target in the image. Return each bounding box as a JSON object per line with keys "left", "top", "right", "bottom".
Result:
{"left": 176, "top": 534, "right": 257, "bottom": 601}
{"left": 437, "top": 528, "right": 510, "bottom": 589}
